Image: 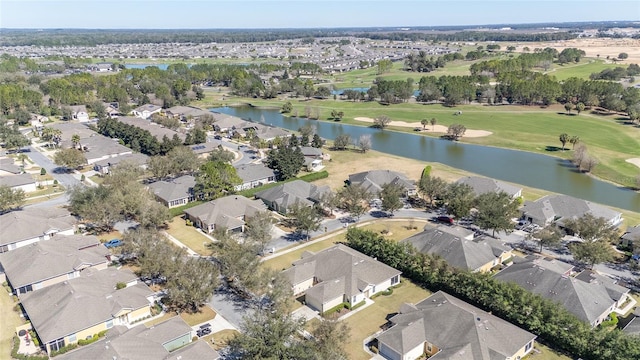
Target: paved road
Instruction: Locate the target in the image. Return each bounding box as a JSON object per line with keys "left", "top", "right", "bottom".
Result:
{"left": 207, "top": 137, "right": 261, "bottom": 166}
{"left": 208, "top": 285, "right": 255, "bottom": 330}
{"left": 27, "top": 146, "right": 82, "bottom": 189}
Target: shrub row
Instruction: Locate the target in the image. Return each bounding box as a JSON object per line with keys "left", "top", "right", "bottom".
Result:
{"left": 344, "top": 227, "right": 640, "bottom": 360}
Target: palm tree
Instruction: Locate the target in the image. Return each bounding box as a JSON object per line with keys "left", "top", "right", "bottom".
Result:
{"left": 569, "top": 136, "right": 580, "bottom": 150}
{"left": 559, "top": 133, "right": 569, "bottom": 151}
{"left": 16, "top": 153, "right": 28, "bottom": 171}
{"left": 420, "top": 118, "right": 428, "bottom": 130}
{"left": 71, "top": 134, "right": 81, "bottom": 151}
{"left": 430, "top": 117, "right": 437, "bottom": 131}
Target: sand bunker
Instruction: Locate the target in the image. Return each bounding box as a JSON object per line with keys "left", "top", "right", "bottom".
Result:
{"left": 626, "top": 158, "right": 640, "bottom": 169}
{"left": 353, "top": 117, "right": 492, "bottom": 138}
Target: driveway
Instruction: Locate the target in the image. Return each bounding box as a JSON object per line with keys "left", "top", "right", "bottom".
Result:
{"left": 208, "top": 286, "right": 255, "bottom": 330}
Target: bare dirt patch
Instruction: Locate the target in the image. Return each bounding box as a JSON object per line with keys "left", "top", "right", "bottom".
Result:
{"left": 353, "top": 117, "right": 492, "bottom": 138}
{"left": 512, "top": 38, "right": 640, "bottom": 63}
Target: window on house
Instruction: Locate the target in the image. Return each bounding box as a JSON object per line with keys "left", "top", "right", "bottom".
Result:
{"left": 525, "top": 341, "right": 532, "bottom": 352}
{"left": 391, "top": 275, "right": 400, "bottom": 285}
{"left": 49, "top": 338, "right": 65, "bottom": 352}
{"left": 106, "top": 319, "right": 113, "bottom": 329}
{"left": 68, "top": 334, "right": 77, "bottom": 343}
{"left": 427, "top": 343, "right": 432, "bottom": 352}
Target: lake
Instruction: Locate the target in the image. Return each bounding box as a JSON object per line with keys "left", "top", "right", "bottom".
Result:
{"left": 212, "top": 106, "right": 640, "bottom": 212}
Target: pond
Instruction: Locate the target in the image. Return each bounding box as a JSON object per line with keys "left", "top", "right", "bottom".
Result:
{"left": 212, "top": 106, "right": 640, "bottom": 213}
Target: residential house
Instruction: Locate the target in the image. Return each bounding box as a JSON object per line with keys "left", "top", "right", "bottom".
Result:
{"left": 148, "top": 175, "right": 196, "bottom": 208}
{"left": 0, "top": 157, "right": 22, "bottom": 175}
{"left": 20, "top": 267, "right": 154, "bottom": 353}
{"left": 400, "top": 225, "right": 512, "bottom": 273}
{"left": 0, "top": 207, "right": 76, "bottom": 253}
{"left": 234, "top": 163, "right": 276, "bottom": 191}
{"left": 69, "top": 105, "right": 89, "bottom": 122}
{"left": 90, "top": 62, "right": 113, "bottom": 72}
{"left": 132, "top": 104, "right": 162, "bottom": 120}
{"left": 93, "top": 152, "right": 149, "bottom": 175}
{"left": 282, "top": 244, "right": 402, "bottom": 313}
{"left": 211, "top": 113, "right": 247, "bottom": 133}
{"left": 30, "top": 113, "right": 48, "bottom": 133}
{"left": 520, "top": 194, "right": 623, "bottom": 227}
{"left": 164, "top": 105, "right": 210, "bottom": 122}
{"left": 255, "top": 179, "right": 331, "bottom": 214}
{"left": 456, "top": 176, "right": 523, "bottom": 198}
{"left": 622, "top": 308, "right": 640, "bottom": 336}
{"left": 0, "top": 235, "right": 109, "bottom": 294}
{"left": 184, "top": 195, "right": 267, "bottom": 233}
{"left": 494, "top": 255, "right": 632, "bottom": 327}
{"left": 376, "top": 291, "right": 536, "bottom": 360}
{"left": 254, "top": 124, "right": 291, "bottom": 142}
{"left": 348, "top": 170, "right": 417, "bottom": 198}
{"left": 621, "top": 225, "right": 640, "bottom": 248}
{"left": 189, "top": 142, "right": 226, "bottom": 158}
{"left": 79, "top": 135, "right": 134, "bottom": 165}
{"left": 103, "top": 102, "right": 120, "bottom": 118}
{"left": 56, "top": 316, "right": 220, "bottom": 360}
{"left": 50, "top": 122, "right": 96, "bottom": 147}
{"left": 300, "top": 146, "right": 324, "bottom": 172}
{"left": 0, "top": 173, "right": 37, "bottom": 193}
{"left": 118, "top": 116, "right": 186, "bottom": 143}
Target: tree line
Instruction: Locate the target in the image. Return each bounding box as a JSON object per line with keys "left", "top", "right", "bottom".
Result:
{"left": 344, "top": 227, "right": 640, "bottom": 360}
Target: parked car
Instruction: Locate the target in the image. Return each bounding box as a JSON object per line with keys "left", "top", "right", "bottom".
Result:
{"left": 104, "top": 239, "right": 123, "bottom": 248}
{"left": 434, "top": 216, "right": 454, "bottom": 225}
{"left": 196, "top": 324, "right": 212, "bottom": 337}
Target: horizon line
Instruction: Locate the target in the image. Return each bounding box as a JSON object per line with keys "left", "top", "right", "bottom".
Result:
{"left": 2, "top": 20, "right": 639, "bottom": 31}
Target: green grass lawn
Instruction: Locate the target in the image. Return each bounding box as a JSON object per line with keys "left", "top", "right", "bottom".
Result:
{"left": 166, "top": 216, "right": 214, "bottom": 256}
{"left": 526, "top": 342, "right": 572, "bottom": 360}
{"left": 200, "top": 329, "right": 240, "bottom": 351}
{"left": 545, "top": 59, "right": 624, "bottom": 81}
{"left": 342, "top": 280, "right": 432, "bottom": 360}
{"left": 0, "top": 288, "right": 23, "bottom": 360}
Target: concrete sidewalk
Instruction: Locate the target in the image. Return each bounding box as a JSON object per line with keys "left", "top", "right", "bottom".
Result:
{"left": 162, "top": 231, "right": 199, "bottom": 256}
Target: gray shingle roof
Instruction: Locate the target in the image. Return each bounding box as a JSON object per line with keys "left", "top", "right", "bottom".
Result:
{"left": 0, "top": 173, "right": 35, "bottom": 188}
{"left": 521, "top": 194, "right": 622, "bottom": 226}
{"left": 300, "top": 146, "right": 323, "bottom": 157}
{"left": 282, "top": 244, "right": 401, "bottom": 298}
{"left": 255, "top": 179, "right": 331, "bottom": 212}
{"left": 80, "top": 135, "right": 133, "bottom": 162}
{"left": 118, "top": 116, "right": 186, "bottom": 142}
{"left": 621, "top": 225, "right": 640, "bottom": 242}
{"left": 165, "top": 105, "right": 209, "bottom": 119}
{"left": 456, "top": 176, "right": 522, "bottom": 198}
{"left": 234, "top": 163, "right": 275, "bottom": 183}
{"left": 211, "top": 113, "right": 246, "bottom": 130}
{"left": 400, "top": 226, "right": 510, "bottom": 272}
{"left": 0, "top": 157, "right": 21, "bottom": 174}
{"left": 184, "top": 195, "right": 266, "bottom": 230}
{"left": 57, "top": 316, "right": 219, "bottom": 360}
{"left": 377, "top": 291, "right": 536, "bottom": 360}
{"left": 0, "top": 207, "right": 76, "bottom": 246}
{"left": 0, "top": 235, "right": 108, "bottom": 289}
{"left": 134, "top": 104, "right": 162, "bottom": 113}
{"left": 20, "top": 267, "right": 153, "bottom": 344}
{"left": 93, "top": 152, "right": 148, "bottom": 168}
{"left": 348, "top": 169, "right": 416, "bottom": 195}
{"left": 148, "top": 175, "right": 195, "bottom": 203}
{"left": 494, "top": 257, "right": 628, "bottom": 325}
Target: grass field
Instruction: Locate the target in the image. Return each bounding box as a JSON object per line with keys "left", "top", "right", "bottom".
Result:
{"left": 0, "top": 288, "right": 23, "bottom": 360}
{"left": 545, "top": 59, "right": 625, "bottom": 81}
{"left": 166, "top": 216, "right": 214, "bottom": 256}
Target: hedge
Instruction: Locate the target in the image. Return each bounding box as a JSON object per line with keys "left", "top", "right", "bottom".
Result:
{"left": 344, "top": 227, "right": 640, "bottom": 360}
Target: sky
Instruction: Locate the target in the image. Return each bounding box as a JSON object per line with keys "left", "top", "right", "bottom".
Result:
{"left": 1, "top": 0, "right": 638, "bottom": 29}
